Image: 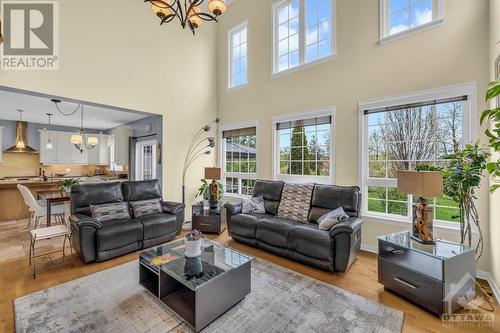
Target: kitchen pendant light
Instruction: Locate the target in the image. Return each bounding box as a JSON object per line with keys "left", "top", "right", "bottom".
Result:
{"left": 45, "top": 113, "right": 54, "bottom": 150}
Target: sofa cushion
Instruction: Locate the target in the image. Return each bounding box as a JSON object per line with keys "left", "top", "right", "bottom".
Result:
{"left": 230, "top": 214, "right": 260, "bottom": 238}
{"left": 256, "top": 217, "right": 302, "bottom": 248}
{"left": 71, "top": 182, "right": 124, "bottom": 216}
{"left": 122, "top": 180, "right": 162, "bottom": 202}
{"left": 90, "top": 202, "right": 130, "bottom": 222}
{"left": 139, "top": 213, "right": 177, "bottom": 240}
{"left": 130, "top": 199, "right": 162, "bottom": 218}
{"left": 252, "top": 180, "right": 285, "bottom": 215}
{"left": 96, "top": 218, "right": 143, "bottom": 252}
{"left": 276, "top": 183, "right": 314, "bottom": 223}
{"left": 289, "top": 224, "right": 333, "bottom": 261}
{"left": 308, "top": 185, "right": 361, "bottom": 223}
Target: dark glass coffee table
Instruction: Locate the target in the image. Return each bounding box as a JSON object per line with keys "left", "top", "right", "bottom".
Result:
{"left": 139, "top": 239, "right": 253, "bottom": 332}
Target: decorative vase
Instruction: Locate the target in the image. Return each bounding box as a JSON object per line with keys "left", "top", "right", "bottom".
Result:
{"left": 185, "top": 238, "right": 202, "bottom": 257}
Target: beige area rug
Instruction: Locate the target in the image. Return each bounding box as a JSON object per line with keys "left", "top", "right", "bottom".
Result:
{"left": 15, "top": 256, "right": 404, "bottom": 333}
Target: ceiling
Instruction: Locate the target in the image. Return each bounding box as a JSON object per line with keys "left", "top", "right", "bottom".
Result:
{"left": 0, "top": 89, "right": 150, "bottom": 130}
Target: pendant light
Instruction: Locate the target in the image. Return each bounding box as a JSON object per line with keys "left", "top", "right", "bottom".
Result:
{"left": 45, "top": 113, "right": 54, "bottom": 150}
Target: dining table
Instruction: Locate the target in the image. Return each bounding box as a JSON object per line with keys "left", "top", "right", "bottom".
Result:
{"left": 36, "top": 190, "right": 71, "bottom": 227}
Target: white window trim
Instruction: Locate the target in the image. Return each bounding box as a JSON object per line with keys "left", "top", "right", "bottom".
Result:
{"left": 358, "top": 81, "right": 477, "bottom": 231}
{"left": 379, "top": 0, "right": 445, "bottom": 44}
{"left": 272, "top": 108, "right": 336, "bottom": 184}
{"left": 218, "top": 120, "right": 259, "bottom": 199}
{"left": 228, "top": 20, "right": 249, "bottom": 91}
{"left": 271, "top": 0, "right": 337, "bottom": 77}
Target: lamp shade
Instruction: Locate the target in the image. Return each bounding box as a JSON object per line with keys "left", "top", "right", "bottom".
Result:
{"left": 71, "top": 134, "right": 82, "bottom": 145}
{"left": 397, "top": 171, "right": 443, "bottom": 198}
{"left": 205, "top": 167, "right": 221, "bottom": 180}
{"left": 87, "top": 136, "right": 99, "bottom": 146}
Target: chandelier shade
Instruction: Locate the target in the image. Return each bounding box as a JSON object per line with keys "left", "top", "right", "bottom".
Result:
{"left": 144, "top": 0, "right": 227, "bottom": 34}
{"left": 71, "top": 133, "right": 83, "bottom": 145}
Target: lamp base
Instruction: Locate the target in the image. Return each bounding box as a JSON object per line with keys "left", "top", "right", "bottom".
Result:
{"left": 411, "top": 197, "right": 434, "bottom": 244}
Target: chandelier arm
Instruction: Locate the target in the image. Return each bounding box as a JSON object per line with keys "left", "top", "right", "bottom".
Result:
{"left": 197, "top": 12, "right": 218, "bottom": 22}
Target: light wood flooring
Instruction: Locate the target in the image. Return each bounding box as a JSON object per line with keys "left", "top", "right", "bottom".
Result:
{"left": 0, "top": 218, "right": 499, "bottom": 333}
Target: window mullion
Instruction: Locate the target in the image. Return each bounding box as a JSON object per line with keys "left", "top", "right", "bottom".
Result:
{"left": 299, "top": 0, "right": 306, "bottom": 65}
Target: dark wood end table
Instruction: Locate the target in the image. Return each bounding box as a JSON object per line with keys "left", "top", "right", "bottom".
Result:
{"left": 191, "top": 202, "right": 227, "bottom": 234}
{"left": 36, "top": 190, "right": 70, "bottom": 227}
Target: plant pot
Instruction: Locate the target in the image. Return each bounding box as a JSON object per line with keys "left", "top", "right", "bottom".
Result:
{"left": 184, "top": 238, "right": 203, "bottom": 258}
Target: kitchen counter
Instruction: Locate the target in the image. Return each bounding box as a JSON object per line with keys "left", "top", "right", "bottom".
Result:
{"left": 0, "top": 176, "right": 125, "bottom": 188}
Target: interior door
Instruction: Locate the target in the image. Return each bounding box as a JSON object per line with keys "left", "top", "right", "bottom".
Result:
{"left": 135, "top": 140, "right": 157, "bottom": 181}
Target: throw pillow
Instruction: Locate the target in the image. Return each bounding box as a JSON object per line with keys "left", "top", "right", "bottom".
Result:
{"left": 317, "top": 207, "right": 349, "bottom": 230}
{"left": 241, "top": 196, "right": 266, "bottom": 214}
{"left": 276, "top": 183, "right": 315, "bottom": 223}
{"left": 130, "top": 199, "right": 162, "bottom": 218}
{"left": 90, "top": 202, "right": 130, "bottom": 222}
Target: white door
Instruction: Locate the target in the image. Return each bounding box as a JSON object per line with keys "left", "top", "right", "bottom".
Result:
{"left": 135, "top": 140, "right": 157, "bottom": 181}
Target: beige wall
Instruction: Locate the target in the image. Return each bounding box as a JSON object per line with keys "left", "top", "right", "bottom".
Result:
{"left": 0, "top": 0, "right": 219, "bottom": 206}
{"left": 489, "top": 0, "right": 500, "bottom": 290}
{"left": 217, "top": 1, "right": 492, "bottom": 271}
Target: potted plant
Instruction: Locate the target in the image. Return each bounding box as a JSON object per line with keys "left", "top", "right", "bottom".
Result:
{"left": 184, "top": 229, "right": 204, "bottom": 258}
{"left": 196, "top": 179, "right": 223, "bottom": 201}
{"left": 480, "top": 80, "right": 500, "bottom": 192}
{"left": 57, "top": 178, "right": 80, "bottom": 195}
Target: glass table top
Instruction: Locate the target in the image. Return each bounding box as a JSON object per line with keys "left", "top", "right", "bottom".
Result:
{"left": 378, "top": 231, "right": 474, "bottom": 260}
{"left": 140, "top": 239, "right": 253, "bottom": 291}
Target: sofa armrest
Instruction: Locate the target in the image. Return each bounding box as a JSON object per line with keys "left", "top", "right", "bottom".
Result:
{"left": 162, "top": 201, "right": 185, "bottom": 235}
{"left": 224, "top": 201, "right": 242, "bottom": 235}
{"left": 329, "top": 217, "right": 363, "bottom": 272}
{"left": 69, "top": 214, "right": 103, "bottom": 264}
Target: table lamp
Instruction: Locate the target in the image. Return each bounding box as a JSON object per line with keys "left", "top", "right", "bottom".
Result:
{"left": 397, "top": 171, "right": 443, "bottom": 244}
{"left": 204, "top": 167, "right": 221, "bottom": 209}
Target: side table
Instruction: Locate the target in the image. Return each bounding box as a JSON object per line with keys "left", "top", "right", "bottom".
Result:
{"left": 192, "top": 202, "right": 227, "bottom": 234}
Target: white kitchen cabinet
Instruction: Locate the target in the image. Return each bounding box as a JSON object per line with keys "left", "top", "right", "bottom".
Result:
{"left": 70, "top": 138, "right": 88, "bottom": 164}
{"left": 88, "top": 134, "right": 111, "bottom": 165}
{"left": 55, "top": 132, "right": 71, "bottom": 163}
{"left": 112, "top": 127, "right": 133, "bottom": 166}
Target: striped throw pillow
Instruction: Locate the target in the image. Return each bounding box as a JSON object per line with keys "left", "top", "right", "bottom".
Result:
{"left": 130, "top": 199, "right": 162, "bottom": 218}
{"left": 276, "top": 183, "right": 315, "bottom": 223}
{"left": 90, "top": 202, "right": 130, "bottom": 222}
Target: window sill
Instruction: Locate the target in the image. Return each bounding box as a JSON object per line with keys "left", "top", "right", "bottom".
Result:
{"left": 227, "top": 83, "right": 248, "bottom": 93}
{"left": 362, "top": 213, "right": 470, "bottom": 234}
{"left": 379, "top": 18, "right": 445, "bottom": 45}
{"left": 272, "top": 53, "right": 337, "bottom": 79}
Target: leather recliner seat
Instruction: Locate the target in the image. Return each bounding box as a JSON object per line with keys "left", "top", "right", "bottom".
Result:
{"left": 226, "top": 180, "right": 362, "bottom": 272}
{"left": 70, "top": 180, "right": 185, "bottom": 263}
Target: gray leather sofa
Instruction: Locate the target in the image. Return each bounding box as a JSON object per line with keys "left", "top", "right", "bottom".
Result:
{"left": 69, "top": 180, "right": 184, "bottom": 263}
{"left": 225, "top": 180, "right": 362, "bottom": 272}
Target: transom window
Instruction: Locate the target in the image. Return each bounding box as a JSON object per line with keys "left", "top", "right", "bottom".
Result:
{"left": 380, "top": 0, "right": 444, "bottom": 40}
{"left": 273, "top": 0, "right": 334, "bottom": 74}
{"left": 229, "top": 22, "right": 248, "bottom": 89}
{"left": 222, "top": 126, "right": 257, "bottom": 196}
{"left": 361, "top": 91, "right": 472, "bottom": 224}
{"left": 274, "top": 111, "right": 333, "bottom": 183}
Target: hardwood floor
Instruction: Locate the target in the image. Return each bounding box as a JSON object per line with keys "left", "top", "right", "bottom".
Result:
{"left": 1, "top": 219, "right": 498, "bottom": 333}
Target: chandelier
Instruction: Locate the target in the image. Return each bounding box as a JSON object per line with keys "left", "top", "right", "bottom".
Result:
{"left": 145, "top": 0, "right": 227, "bottom": 34}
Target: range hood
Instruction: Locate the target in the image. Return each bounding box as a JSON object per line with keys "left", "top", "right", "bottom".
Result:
{"left": 5, "top": 121, "right": 38, "bottom": 153}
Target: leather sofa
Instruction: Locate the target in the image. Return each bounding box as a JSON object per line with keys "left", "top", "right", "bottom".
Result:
{"left": 69, "top": 180, "right": 184, "bottom": 263}
{"left": 225, "top": 180, "right": 362, "bottom": 272}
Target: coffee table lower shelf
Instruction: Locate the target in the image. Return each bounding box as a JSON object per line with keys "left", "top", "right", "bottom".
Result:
{"left": 139, "top": 260, "right": 252, "bottom": 332}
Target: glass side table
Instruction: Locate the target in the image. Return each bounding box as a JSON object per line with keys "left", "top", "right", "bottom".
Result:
{"left": 378, "top": 231, "right": 476, "bottom": 317}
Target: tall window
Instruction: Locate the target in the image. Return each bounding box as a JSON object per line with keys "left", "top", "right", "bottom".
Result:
{"left": 361, "top": 91, "right": 471, "bottom": 224}
{"left": 274, "top": 111, "right": 333, "bottom": 182}
{"left": 222, "top": 126, "right": 257, "bottom": 195}
{"left": 380, "top": 0, "right": 444, "bottom": 40}
{"left": 229, "top": 22, "right": 248, "bottom": 88}
{"left": 273, "top": 0, "right": 334, "bottom": 74}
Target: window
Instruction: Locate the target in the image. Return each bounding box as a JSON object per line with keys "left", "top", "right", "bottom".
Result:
{"left": 135, "top": 140, "right": 157, "bottom": 181}
{"left": 229, "top": 22, "right": 248, "bottom": 88}
{"left": 360, "top": 84, "right": 476, "bottom": 225}
{"left": 273, "top": 0, "right": 334, "bottom": 74}
{"left": 274, "top": 111, "right": 334, "bottom": 182}
{"left": 222, "top": 125, "right": 257, "bottom": 196}
{"left": 380, "top": 0, "right": 444, "bottom": 41}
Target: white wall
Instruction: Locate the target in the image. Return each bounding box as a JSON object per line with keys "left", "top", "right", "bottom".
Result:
{"left": 217, "top": 0, "right": 492, "bottom": 272}
{"left": 0, "top": 0, "right": 219, "bottom": 206}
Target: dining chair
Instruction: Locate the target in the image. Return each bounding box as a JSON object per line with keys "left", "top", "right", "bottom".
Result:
{"left": 17, "top": 185, "right": 66, "bottom": 229}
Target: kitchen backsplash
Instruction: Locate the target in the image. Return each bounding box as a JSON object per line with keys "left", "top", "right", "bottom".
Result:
{"left": 0, "top": 153, "right": 108, "bottom": 178}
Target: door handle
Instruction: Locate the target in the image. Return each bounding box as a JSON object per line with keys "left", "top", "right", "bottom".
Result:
{"left": 394, "top": 277, "right": 418, "bottom": 289}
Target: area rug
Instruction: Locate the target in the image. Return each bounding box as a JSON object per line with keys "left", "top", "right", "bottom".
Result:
{"left": 14, "top": 258, "right": 404, "bottom": 333}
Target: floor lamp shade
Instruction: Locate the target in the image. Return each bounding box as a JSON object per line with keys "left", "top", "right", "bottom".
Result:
{"left": 397, "top": 171, "right": 443, "bottom": 244}
{"left": 205, "top": 167, "right": 221, "bottom": 180}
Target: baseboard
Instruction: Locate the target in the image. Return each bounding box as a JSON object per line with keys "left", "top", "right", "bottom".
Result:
{"left": 361, "top": 243, "right": 500, "bottom": 304}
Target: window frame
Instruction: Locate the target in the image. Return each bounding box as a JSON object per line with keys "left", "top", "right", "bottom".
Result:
{"left": 379, "top": 0, "right": 445, "bottom": 44}
{"left": 228, "top": 20, "right": 249, "bottom": 90}
{"left": 272, "top": 0, "right": 336, "bottom": 76}
{"left": 219, "top": 120, "right": 259, "bottom": 197}
{"left": 272, "top": 108, "right": 335, "bottom": 184}
{"left": 358, "top": 82, "right": 477, "bottom": 230}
